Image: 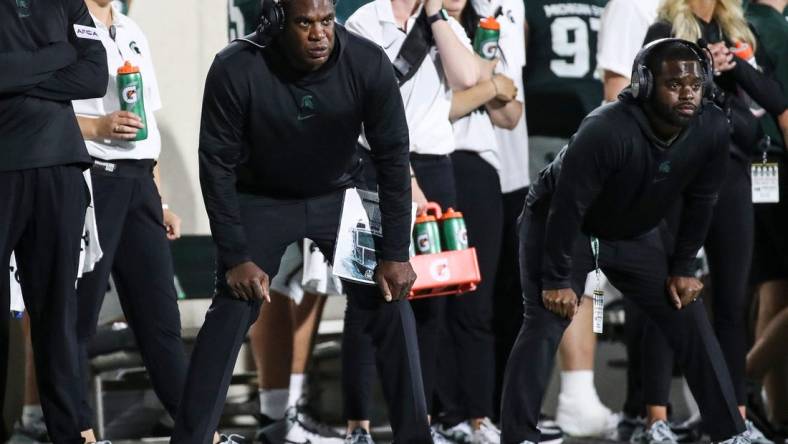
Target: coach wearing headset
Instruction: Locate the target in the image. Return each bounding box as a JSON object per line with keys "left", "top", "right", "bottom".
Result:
{"left": 169, "top": 0, "right": 430, "bottom": 442}
{"left": 499, "top": 39, "right": 748, "bottom": 444}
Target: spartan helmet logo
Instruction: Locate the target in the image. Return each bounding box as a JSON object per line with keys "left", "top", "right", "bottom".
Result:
{"left": 301, "top": 95, "right": 315, "bottom": 111}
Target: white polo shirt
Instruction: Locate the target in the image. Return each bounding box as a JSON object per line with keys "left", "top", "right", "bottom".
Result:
{"left": 596, "top": 0, "right": 659, "bottom": 79}
{"left": 469, "top": 0, "right": 530, "bottom": 192}
{"left": 72, "top": 7, "right": 162, "bottom": 161}
{"left": 346, "top": 0, "right": 472, "bottom": 156}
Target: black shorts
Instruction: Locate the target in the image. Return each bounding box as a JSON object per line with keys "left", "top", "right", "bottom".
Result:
{"left": 751, "top": 153, "right": 788, "bottom": 285}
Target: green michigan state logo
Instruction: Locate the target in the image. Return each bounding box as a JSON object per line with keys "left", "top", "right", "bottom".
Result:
{"left": 298, "top": 95, "right": 316, "bottom": 121}
{"left": 658, "top": 161, "right": 671, "bottom": 174}
{"left": 16, "top": 0, "right": 31, "bottom": 17}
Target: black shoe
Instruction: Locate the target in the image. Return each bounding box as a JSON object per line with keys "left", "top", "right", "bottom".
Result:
{"left": 256, "top": 407, "right": 344, "bottom": 444}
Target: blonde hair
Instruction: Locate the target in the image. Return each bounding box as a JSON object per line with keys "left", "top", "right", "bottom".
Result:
{"left": 657, "top": 0, "right": 757, "bottom": 51}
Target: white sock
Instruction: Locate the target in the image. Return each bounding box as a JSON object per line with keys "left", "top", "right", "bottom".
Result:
{"left": 288, "top": 373, "right": 306, "bottom": 407}
{"left": 22, "top": 405, "right": 43, "bottom": 427}
{"left": 560, "top": 370, "right": 600, "bottom": 401}
{"left": 259, "top": 389, "right": 289, "bottom": 420}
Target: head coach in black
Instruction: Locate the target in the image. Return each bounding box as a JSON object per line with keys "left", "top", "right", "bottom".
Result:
{"left": 499, "top": 39, "right": 748, "bottom": 444}
{"left": 170, "top": 0, "right": 430, "bottom": 442}
{"left": 0, "top": 0, "right": 107, "bottom": 442}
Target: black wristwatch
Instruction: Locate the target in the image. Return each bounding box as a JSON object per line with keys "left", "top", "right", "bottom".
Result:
{"left": 427, "top": 8, "right": 449, "bottom": 25}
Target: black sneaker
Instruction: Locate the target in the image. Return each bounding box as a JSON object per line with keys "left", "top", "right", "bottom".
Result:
{"left": 13, "top": 419, "right": 50, "bottom": 442}
{"left": 220, "top": 434, "right": 247, "bottom": 443}
{"left": 617, "top": 414, "right": 646, "bottom": 442}
{"left": 538, "top": 420, "right": 564, "bottom": 444}
{"left": 256, "top": 407, "right": 344, "bottom": 444}
{"left": 346, "top": 427, "right": 375, "bottom": 444}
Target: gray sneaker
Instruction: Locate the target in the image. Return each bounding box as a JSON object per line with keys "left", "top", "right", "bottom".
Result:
{"left": 745, "top": 421, "right": 773, "bottom": 444}
{"left": 632, "top": 421, "right": 679, "bottom": 444}
{"left": 345, "top": 427, "right": 375, "bottom": 444}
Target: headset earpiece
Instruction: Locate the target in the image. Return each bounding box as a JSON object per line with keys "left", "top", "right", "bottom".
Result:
{"left": 258, "top": 0, "right": 286, "bottom": 38}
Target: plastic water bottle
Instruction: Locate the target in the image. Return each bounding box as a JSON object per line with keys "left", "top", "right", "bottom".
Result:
{"left": 117, "top": 61, "right": 149, "bottom": 141}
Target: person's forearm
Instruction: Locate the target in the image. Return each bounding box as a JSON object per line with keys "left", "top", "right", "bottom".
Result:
{"left": 779, "top": 109, "right": 788, "bottom": 148}
{"left": 487, "top": 99, "right": 523, "bottom": 130}
{"left": 449, "top": 80, "right": 496, "bottom": 121}
{"left": 76, "top": 115, "right": 100, "bottom": 140}
{"left": 26, "top": 46, "right": 108, "bottom": 101}
{"left": 199, "top": 147, "right": 250, "bottom": 270}
{"left": 430, "top": 21, "right": 480, "bottom": 90}
{"left": 0, "top": 44, "right": 77, "bottom": 94}
{"left": 730, "top": 57, "right": 788, "bottom": 118}
{"left": 153, "top": 164, "right": 164, "bottom": 199}
{"left": 603, "top": 71, "right": 629, "bottom": 103}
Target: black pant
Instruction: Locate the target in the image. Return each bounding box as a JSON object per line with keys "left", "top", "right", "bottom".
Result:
{"left": 408, "top": 153, "right": 457, "bottom": 413}
{"left": 643, "top": 159, "right": 752, "bottom": 407}
{"left": 0, "top": 166, "right": 88, "bottom": 444}
{"left": 171, "top": 191, "right": 430, "bottom": 444}
{"left": 75, "top": 160, "right": 187, "bottom": 429}
{"left": 436, "top": 151, "right": 502, "bottom": 423}
{"left": 500, "top": 203, "right": 745, "bottom": 443}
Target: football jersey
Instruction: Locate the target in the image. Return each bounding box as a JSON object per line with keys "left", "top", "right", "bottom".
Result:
{"left": 227, "top": 0, "right": 373, "bottom": 39}
{"left": 524, "top": 0, "right": 607, "bottom": 138}
{"left": 228, "top": 0, "right": 263, "bottom": 41}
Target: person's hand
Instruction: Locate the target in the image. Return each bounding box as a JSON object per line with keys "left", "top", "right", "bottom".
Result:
{"left": 491, "top": 74, "right": 517, "bottom": 102}
{"left": 412, "top": 177, "right": 429, "bottom": 214}
{"left": 374, "top": 260, "right": 418, "bottom": 302}
{"left": 666, "top": 276, "right": 703, "bottom": 309}
{"left": 95, "top": 111, "right": 144, "bottom": 140}
{"left": 424, "top": 0, "right": 443, "bottom": 16}
{"left": 163, "top": 208, "right": 181, "bottom": 240}
{"left": 225, "top": 261, "right": 270, "bottom": 302}
{"left": 542, "top": 288, "right": 579, "bottom": 319}
{"left": 708, "top": 42, "right": 736, "bottom": 74}
{"left": 480, "top": 58, "right": 499, "bottom": 81}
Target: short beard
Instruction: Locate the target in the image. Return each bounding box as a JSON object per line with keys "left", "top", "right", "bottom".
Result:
{"left": 649, "top": 97, "right": 694, "bottom": 128}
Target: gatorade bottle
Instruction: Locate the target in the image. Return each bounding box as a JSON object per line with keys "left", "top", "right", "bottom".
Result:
{"left": 473, "top": 17, "right": 500, "bottom": 60}
{"left": 414, "top": 213, "right": 442, "bottom": 255}
{"left": 731, "top": 41, "right": 765, "bottom": 117}
{"left": 117, "top": 61, "right": 148, "bottom": 141}
{"left": 441, "top": 208, "right": 468, "bottom": 251}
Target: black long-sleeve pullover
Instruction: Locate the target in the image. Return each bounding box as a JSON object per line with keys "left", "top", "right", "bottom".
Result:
{"left": 199, "top": 25, "right": 411, "bottom": 269}
{"left": 528, "top": 90, "right": 730, "bottom": 289}
{"left": 0, "top": 0, "right": 108, "bottom": 171}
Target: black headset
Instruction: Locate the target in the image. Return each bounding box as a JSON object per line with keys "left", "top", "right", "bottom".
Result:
{"left": 630, "top": 38, "right": 714, "bottom": 101}
{"left": 257, "top": 0, "right": 287, "bottom": 38}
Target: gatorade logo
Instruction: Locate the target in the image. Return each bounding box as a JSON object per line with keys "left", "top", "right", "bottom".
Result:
{"left": 417, "top": 234, "right": 431, "bottom": 252}
{"left": 430, "top": 259, "right": 451, "bottom": 282}
{"left": 459, "top": 228, "right": 468, "bottom": 246}
{"left": 122, "top": 85, "right": 139, "bottom": 105}
{"left": 481, "top": 41, "right": 498, "bottom": 59}
{"left": 74, "top": 24, "right": 102, "bottom": 40}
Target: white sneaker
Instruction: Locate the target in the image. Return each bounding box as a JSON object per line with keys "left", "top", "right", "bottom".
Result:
{"left": 555, "top": 392, "right": 617, "bottom": 438}
{"left": 717, "top": 432, "right": 752, "bottom": 444}
{"left": 472, "top": 419, "right": 500, "bottom": 444}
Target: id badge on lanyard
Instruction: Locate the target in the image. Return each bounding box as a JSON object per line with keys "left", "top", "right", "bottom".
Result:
{"left": 752, "top": 136, "right": 779, "bottom": 204}
{"left": 591, "top": 237, "right": 603, "bottom": 334}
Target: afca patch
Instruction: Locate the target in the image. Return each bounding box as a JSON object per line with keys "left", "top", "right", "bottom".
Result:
{"left": 73, "top": 24, "right": 101, "bottom": 40}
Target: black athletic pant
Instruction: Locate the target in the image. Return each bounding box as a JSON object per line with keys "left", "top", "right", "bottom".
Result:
{"left": 75, "top": 160, "right": 187, "bottom": 430}
{"left": 0, "top": 165, "right": 88, "bottom": 444}
{"left": 500, "top": 202, "right": 745, "bottom": 444}
{"left": 643, "top": 158, "right": 752, "bottom": 407}
{"left": 171, "top": 191, "right": 430, "bottom": 444}
{"left": 492, "top": 187, "right": 528, "bottom": 421}
{"left": 436, "top": 151, "right": 502, "bottom": 423}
